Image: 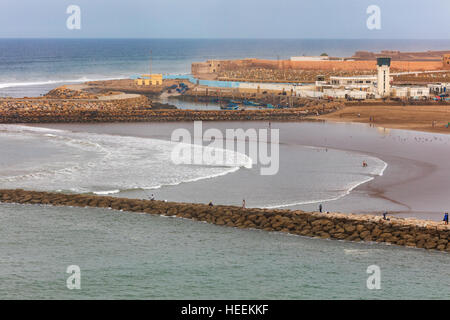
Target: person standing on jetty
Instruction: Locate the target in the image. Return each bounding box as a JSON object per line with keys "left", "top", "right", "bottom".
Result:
{"left": 319, "top": 204, "right": 323, "bottom": 213}
{"left": 242, "top": 199, "right": 246, "bottom": 209}
{"left": 444, "top": 212, "right": 449, "bottom": 225}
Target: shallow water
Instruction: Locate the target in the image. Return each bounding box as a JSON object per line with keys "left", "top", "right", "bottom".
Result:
{"left": 0, "top": 203, "right": 448, "bottom": 300}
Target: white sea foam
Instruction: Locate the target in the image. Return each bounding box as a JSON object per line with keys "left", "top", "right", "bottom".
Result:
{"left": 0, "top": 124, "right": 250, "bottom": 194}
{"left": 94, "top": 190, "right": 121, "bottom": 195}
{"left": 0, "top": 76, "right": 127, "bottom": 89}
{"left": 0, "top": 124, "right": 65, "bottom": 133}
{"left": 0, "top": 125, "right": 388, "bottom": 209}
{"left": 263, "top": 151, "right": 388, "bottom": 209}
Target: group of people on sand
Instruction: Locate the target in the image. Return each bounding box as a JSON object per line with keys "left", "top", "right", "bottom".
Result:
{"left": 318, "top": 206, "right": 449, "bottom": 226}
{"left": 149, "top": 192, "right": 449, "bottom": 226}
{"left": 208, "top": 199, "right": 246, "bottom": 208}
{"left": 381, "top": 211, "right": 448, "bottom": 225}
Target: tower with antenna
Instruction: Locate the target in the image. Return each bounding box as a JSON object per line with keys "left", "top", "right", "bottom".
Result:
{"left": 377, "top": 57, "right": 391, "bottom": 97}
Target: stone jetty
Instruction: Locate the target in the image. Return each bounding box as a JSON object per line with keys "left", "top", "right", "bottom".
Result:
{"left": 0, "top": 84, "right": 344, "bottom": 123}
{"left": 1, "top": 189, "right": 448, "bottom": 252}
{"left": 0, "top": 98, "right": 340, "bottom": 123}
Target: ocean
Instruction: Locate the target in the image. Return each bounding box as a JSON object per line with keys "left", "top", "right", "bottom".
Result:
{"left": 1, "top": 38, "right": 450, "bottom": 97}
{"left": 0, "top": 39, "right": 449, "bottom": 299}
{"left": 1, "top": 202, "right": 449, "bottom": 300}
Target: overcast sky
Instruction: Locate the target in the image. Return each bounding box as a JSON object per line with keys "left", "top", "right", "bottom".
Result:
{"left": 1, "top": 0, "right": 449, "bottom": 39}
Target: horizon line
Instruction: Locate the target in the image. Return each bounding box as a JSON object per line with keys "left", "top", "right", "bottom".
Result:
{"left": 0, "top": 37, "right": 450, "bottom": 41}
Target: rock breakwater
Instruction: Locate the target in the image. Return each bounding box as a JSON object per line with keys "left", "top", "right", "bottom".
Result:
{"left": 0, "top": 98, "right": 339, "bottom": 123}
{"left": 1, "top": 189, "right": 448, "bottom": 252}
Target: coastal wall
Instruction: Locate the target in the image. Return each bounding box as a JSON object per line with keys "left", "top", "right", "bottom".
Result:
{"left": 192, "top": 58, "right": 446, "bottom": 83}
{"left": 193, "top": 58, "right": 444, "bottom": 75}
{"left": 1, "top": 189, "right": 448, "bottom": 252}
{"left": 352, "top": 50, "right": 450, "bottom": 61}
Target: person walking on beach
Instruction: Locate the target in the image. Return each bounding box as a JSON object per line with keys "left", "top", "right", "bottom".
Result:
{"left": 319, "top": 204, "right": 323, "bottom": 213}
{"left": 444, "top": 212, "right": 449, "bottom": 225}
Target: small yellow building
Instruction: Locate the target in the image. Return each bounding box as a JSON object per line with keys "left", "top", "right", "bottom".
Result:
{"left": 135, "top": 74, "right": 163, "bottom": 86}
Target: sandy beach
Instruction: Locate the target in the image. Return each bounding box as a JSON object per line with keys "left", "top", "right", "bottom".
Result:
{"left": 31, "top": 120, "right": 450, "bottom": 222}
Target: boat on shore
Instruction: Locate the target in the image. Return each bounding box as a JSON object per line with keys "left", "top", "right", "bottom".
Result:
{"left": 243, "top": 99, "right": 260, "bottom": 106}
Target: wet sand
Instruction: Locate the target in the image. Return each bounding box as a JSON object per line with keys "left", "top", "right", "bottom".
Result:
{"left": 32, "top": 120, "right": 450, "bottom": 222}
{"left": 317, "top": 105, "right": 450, "bottom": 134}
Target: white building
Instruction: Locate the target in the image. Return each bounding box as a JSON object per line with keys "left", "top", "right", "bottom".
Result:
{"left": 295, "top": 89, "right": 324, "bottom": 98}
{"left": 323, "top": 89, "right": 347, "bottom": 99}
{"left": 428, "top": 83, "right": 450, "bottom": 95}
{"left": 322, "top": 89, "right": 369, "bottom": 100}
{"left": 329, "top": 75, "right": 376, "bottom": 89}
{"left": 290, "top": 56, "right": 329, "bottom": 62}
{"left": 392, "top": 86, "right": 430, "bottom": 99}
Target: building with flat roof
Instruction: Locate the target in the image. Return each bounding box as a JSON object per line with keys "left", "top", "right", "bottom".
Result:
{"left": 329, "top": 75, "right": 377, "bottom": 89}
{"left": 392, "top": 86, "right": 430, "bottom": 99}
{"left": 135, "top": 74, "right": 163, "bottom": 86}
{"left": 290, "top": 56, "right": 329, "bottom": 62}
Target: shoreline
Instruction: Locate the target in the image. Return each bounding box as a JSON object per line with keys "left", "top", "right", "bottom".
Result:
{"left": 27, "top": 120, "right": 450, "bottom": 221}
{"left": 2, "top": 82, "right": 450, "bottom": 222}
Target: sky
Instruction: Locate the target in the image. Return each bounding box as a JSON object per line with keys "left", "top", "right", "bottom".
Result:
{"left": 0, "top": 0, "right": 449, "bottom": 39}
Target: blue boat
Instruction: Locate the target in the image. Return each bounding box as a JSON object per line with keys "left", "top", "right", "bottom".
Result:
{"left": 243, "top": 100, "right": 260, "bottom": 106}
{"left": 221, "top": 103, "right": 239, "bottom": 110}
{"left": 266, "top": 104, "right": 275, "bottom": 109}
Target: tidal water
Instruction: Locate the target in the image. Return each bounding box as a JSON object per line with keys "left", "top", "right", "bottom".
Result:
{"left": 0, "top": 124, "right": 386, "bottom": 209}
{"left": 1, "top": 203, "right": 449, "bottom": 300}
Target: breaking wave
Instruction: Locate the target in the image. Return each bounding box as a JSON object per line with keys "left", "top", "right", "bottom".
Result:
{"left": 0, "top": 125, "right": 251, "bottom": 195}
